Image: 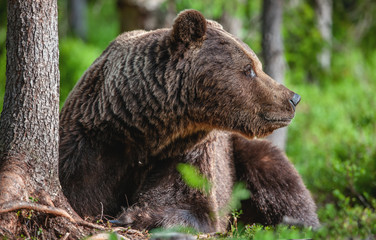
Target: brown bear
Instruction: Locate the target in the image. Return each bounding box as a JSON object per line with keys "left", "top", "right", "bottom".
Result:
{"left": 59, "top": 9, "right": 319, "bottom": 232}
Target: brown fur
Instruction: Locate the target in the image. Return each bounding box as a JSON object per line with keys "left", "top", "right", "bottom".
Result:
{"left": 232, "top": 136, "right": 319, "bottom": 227}
{"left": 59, "top": 10, "right": 319, "bottom": 232}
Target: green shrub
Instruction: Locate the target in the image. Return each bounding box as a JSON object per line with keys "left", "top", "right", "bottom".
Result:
{"left": 86, "top": 0, "right": 119, "bottom": 49}
{"left": 59, "top": 38, "right": 101, "bottom": 106}
{"left": 315, "top": 197, "right": 376, "bottom": 239}
{"left": 285, "top": 46, "right": 376, "bottom": 238}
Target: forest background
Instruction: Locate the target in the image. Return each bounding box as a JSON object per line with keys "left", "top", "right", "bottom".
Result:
{"left": 0, "top": 0, "right": 375, "bottom": 238}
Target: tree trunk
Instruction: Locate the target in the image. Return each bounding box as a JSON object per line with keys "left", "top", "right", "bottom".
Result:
{"left": 219, "top": 11, "right": 243, "bottom": 37}
{"left": 315, "top": 0, "right": 332, "bottom": 70}
{"left": 0, "top": 0, "right": 84, "bottom": 238}
{"left": 68, "top": 0, "right": 88, "bottom": 41}
{"left": 262, "top": 0, "right": 287, "bottom": 150}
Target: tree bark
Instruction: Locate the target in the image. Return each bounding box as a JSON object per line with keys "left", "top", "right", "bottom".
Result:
{"left": 0, "top": 0, "right": 84, "bottom": 238}
{"left": 262, "top": 0, "right": 287, "bottom": 150}
{"left": 1, "top": 0, "right": 60, "bottom": 202}
{"left": 314, "top": 0, "right": 332, "bottom": 70}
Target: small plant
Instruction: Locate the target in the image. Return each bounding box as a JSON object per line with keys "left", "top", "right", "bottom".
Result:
{"left": 227, "top": 183, "right": 251, "bottom": 212}
{"left": 229, "top": 209, "right": 243, "bottom": 236}
{"left": 177, "top": 163, "right": 211, "bottom": 194}
{"left": 37, "top": 228, "right": 43, "bottom": 236}
{"left": 25, "top": 210, "right": 34, "bottom": 220}
{"left": 28, "top": 196, "right": 38, "bottom": 203}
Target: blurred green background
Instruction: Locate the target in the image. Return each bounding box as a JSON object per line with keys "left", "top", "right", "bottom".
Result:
{"left": 0, "top": 0, "right": 375, "bottom": 238}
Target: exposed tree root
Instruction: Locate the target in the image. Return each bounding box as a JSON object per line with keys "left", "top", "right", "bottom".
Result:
{"left": 0, "top": 200, "right": 111, "bottom": 230}
{"left": 0, "top": 200, "right": 75, "bottom": 222}
{"left": 0, "top": 200, "right": 149, "bottom": 239}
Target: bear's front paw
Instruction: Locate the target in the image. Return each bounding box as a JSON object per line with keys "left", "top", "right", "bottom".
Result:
{"left": 110, "top": 206, "right": 155, "bottom": 229}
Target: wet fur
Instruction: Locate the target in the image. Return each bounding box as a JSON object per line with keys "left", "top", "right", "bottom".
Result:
{"left": 59, "top": 10, "right": 319, "bottom": 232}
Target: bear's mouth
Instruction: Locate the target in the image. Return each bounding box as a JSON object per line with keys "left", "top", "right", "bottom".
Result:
{"left": 262, "top": 114, "right": 294, "bottom": 126}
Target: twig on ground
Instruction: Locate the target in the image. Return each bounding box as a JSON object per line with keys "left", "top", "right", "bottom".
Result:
{"left": 76, "top": 219, "right": 106, "bottom": 231}
{"left": 0, "top": 226, "right": 15, "bottom": 238}
{"left": 100, "top": 202, "right": 104, "bottom": 222}
{"left": 22, "top": 224, "right": 31, "bottom": 239}
{"left": 61, "top": 232, "right": 70, "bottom": 240}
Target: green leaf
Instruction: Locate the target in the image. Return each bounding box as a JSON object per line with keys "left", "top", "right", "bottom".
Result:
{"left": 228, "top": 182, "right": 251, "bottom": 211}
{"left": 177, "top": 163, "right": 211, "bottom": 194}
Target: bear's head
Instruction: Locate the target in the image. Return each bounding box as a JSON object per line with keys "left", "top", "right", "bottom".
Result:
{"left": 170, "top": 10, "right": 300, "bottom": 139}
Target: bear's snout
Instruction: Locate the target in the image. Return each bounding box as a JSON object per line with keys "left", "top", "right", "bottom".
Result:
{"left": 289, "top": 93, "right": 301, "bottom": 110}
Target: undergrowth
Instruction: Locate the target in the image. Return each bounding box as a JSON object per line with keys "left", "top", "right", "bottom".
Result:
{"left": 284, "top": 47, "right": 376, "bottom": 239}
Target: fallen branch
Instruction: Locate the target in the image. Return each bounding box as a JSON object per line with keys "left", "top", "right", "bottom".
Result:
{"left": 0, "top": 200, "right": 75, "bottom": 222}
{"left": 76, "top": 219, "right": 106, "bottom": 231}
{"left": 0, "top": 225, "right": 15, "bottom": 238}
{"left": 22, "top": 224, "right": 31, "bottom": 239}
{"left": 61, "top": 232, "right": 70, "bottom": 240}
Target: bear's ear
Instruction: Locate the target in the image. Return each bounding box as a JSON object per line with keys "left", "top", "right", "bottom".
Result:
{"left": 171, "top": 10, "right": 207, "bottom": 46}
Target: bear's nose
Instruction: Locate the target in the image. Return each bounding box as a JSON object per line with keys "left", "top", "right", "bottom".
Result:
{"left": 290, "top": 93, "right": 301, "bottom": 108}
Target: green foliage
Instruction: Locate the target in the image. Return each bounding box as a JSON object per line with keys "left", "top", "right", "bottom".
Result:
{"left": 177, "top": 163, "right": 211, "bottom": 194}
{"left": 229, "top": 209, "right": 243, "bottom": 235}
{"left": 86, "top": 0, "right": 120, "bottom": 49}
{"left": 225, "top": 223, "right": 314, "bottom": 240}
{"left": 58, "top": 0, "right": 119, "bottom": 107}
{"left": 58, "top": 0, "right": 119, "bottom": 49}
{"left": 108, "top": 232, "right": 119, "bottom": 240}
{"left": 252, "top": 225, "right": 313, "bottom": 240}
{"left": 315, "top": 196, "right": 376, "bottom": 239}
{"left": 59, "top": 38, "right": 101, "bottom": 106}
{"left": 227, "top": 183, "right": 251, "bottom": 212}
{"left": 28, "top": 196, "right": 39, "bottom": 203}
{"left": 175, "top": 0, "right": 232, "bottom": 19}
{"left": 286, "top": 47, "right": 376, "bottom": 203}
{"left": 332, "top": 1, "right": 376, "bottom": 57}
{"left": 151, "top": 225, "right": 198, "bottom": 234}
{"left": 283, "top": 1, "right": 325, "bottom": 84}
{"left": 37, "top": 228, "right": 43, "bottom": 236}
{"left": 286, "top": 42, "right": 376, "bottom": 239}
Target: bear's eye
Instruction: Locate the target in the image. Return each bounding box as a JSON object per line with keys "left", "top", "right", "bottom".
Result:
{"left": 244, "top": 64, "right": 256, "bottom": 78}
